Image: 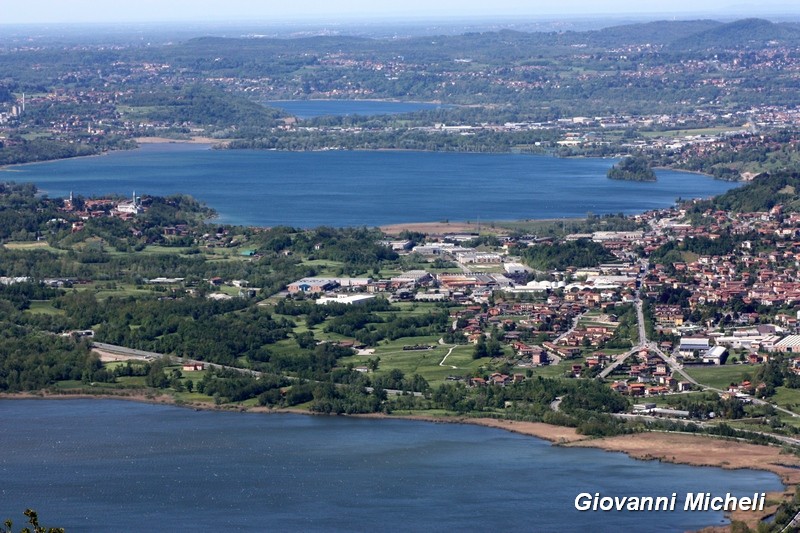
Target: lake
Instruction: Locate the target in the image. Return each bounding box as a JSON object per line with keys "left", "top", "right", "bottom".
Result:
{"left": 265, "top": 100, "right": 448, "bottom": 119}
{"left": 3, "top": 144, "right": 741, "bottom": 227}
{"left": 0, "top": 399, "right": 783, "bottom": 532}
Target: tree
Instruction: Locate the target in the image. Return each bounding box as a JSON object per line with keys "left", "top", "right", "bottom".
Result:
{"left": 473, "top": 335, "right": 488, "bottom": 359}
{"left": 3, "top": 509, "right": 64, "bottom": 533}
{"left": 295, "top": 331, "right": 316, "bottom": 350}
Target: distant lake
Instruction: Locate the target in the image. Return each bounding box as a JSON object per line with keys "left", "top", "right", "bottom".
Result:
{"left": 265, "top": 99, "right": 449, "bottom": 119}
{"left": 0, "top": 400, "right": 783, "bottom": 532}
{"left": 4, "top": 144, "right": 741, "bottom": 227}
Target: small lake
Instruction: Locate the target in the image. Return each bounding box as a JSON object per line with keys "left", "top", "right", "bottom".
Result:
{"left": 3, "top": 144, "right": 741, "bottom": 228}
{"left": 0, "top": 400, "right": 784, "bottom": 532}
{"left": 265, "top": 99, "right": 448, "bottom": 119}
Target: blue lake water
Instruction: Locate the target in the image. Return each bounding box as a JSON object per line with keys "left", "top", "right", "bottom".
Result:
{"left": 0, "top": 400, "right": 783, "bottom": 532}
{"left": 3, "top": 144, "right": 741, "bottom": 227}
{"left": 265, "top": 99, "right": 448, "bottom": 119}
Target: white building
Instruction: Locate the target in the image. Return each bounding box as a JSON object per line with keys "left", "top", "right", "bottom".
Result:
{"left": 678, "top": 337, "right": 711, "bottom": 357}
{"left": 456, "top": 252, "right": 503, "bottom": 264}
{"left": 116, "top": 191, "right": 142, "bottom": 214}
{"left": 316, "top": 294, "right": 377, "bottom": 306}
{"left": 773, "top": 335, "right": 800, "bottom": 353}
{"left": 504, "top": 262, "right": 532, "bottom": 275}
{"left": 702, "top": 346, "right": 727, "bottom": 365}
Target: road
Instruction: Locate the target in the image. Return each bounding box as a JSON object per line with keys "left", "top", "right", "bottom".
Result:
{"left": 550, "top": 396, "right": 562, "bottom": 412}
{"left": 596, "top": 259, "right": 800, "bottom": 425}
{"left": 597, "top": 259, "right": 697, "bottom": 384}
{"left": 93, "top": 342, "right": 262, "bottom": 377}
{"left": 597, "top": 260, "right": 650, "bottom": 379}
{"left": 92, "top": 342, "right": 163, "bottom": 362}
{"left": 93, "top": 341, "right": 422, "bottom": 398}
{"left": 597, "top": 345, "right": 641, "bottom": 379}
{"left": 439, "top": 344, "right": 459, "bottom": 369}
{"left": 549, "top": 311, "right": 588, "bottom": 366}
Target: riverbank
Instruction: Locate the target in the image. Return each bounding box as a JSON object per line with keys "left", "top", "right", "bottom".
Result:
{"left": 2, "top": 389, "right": 796, "bottom": 530}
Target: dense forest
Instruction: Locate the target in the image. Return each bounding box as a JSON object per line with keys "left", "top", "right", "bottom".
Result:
{"left": 607, "top": 155, "right": 656, "bottom": 182}
{"left": 692, "top": 171, "right": 800, "bottom": 213}
{"left": 521, "top": 239, "right": 615, "bottom": 270}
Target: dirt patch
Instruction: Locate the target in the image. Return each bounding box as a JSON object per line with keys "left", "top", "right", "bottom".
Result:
{"left": 379, "top": 221, "right": 507, "bottom": 236}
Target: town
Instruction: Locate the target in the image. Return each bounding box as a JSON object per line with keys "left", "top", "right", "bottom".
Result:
{"left": 5, "top": 14, "right": 800, "bottom": 531}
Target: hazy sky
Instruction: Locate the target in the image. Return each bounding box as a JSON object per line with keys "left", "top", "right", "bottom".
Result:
{"left": 2, "top": 0, "right": 797, "bottom": 24}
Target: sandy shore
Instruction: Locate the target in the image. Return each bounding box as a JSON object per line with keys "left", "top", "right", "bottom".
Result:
{"left": 567, "top": 432, "right": 800, "bottom": 530}
{"left": 379, "top": 220, "right": 508, "bottom": 236}
{"left": 3, "top": 391, "right": 797, "bottom": 530}
{"left": 362, "top": 413, "right": 585, "bottom": 443}
{"left": 387, "top": 417, "right": 800, "bottom": 530}
{"left": 378, "top": 217, "right": 583, "bottom": 236}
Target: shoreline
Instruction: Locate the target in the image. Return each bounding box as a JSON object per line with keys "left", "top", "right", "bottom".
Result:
{"left": 378, "top": 217, "right": 586, "bottom": 236}
{"left": 0, "top": 137, "right": 219, "bottom": 171}
{"left": 134, "top": 136, "right": 226, "bottom": 146}
{"left": 3, "top": 389, "right": 796, "bottom": 530}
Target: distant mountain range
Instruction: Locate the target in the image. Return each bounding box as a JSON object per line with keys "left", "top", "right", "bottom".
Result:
{"left": 181, "top": 17, "right": 800, "bottom": 58}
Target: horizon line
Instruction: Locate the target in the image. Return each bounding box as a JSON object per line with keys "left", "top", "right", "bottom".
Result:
{"left": 2, "top": 11, "right": 800, "bottom": 28}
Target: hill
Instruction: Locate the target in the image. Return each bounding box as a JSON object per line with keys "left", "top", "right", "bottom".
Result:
{"left": 704, "top": 172, "right": 800, "bottom": 213}
{"left": 585, "top": 20, "right": 722, "bottom": 47}
{"left": 670, "top": 18, "right": 800, "bottom": 50}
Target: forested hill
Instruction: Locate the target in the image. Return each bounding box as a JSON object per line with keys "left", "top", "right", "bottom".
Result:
{"left": 670, "top": 18, "right": 800, "bottom": 50}
{"left": 578, "top": 19, "right": 722, "bottom": 47}
{"left": 169, "top": 18, "right": 800, "bottom": 66}
{"left": 700, "top": 172, "right": 800, "bottom": 213}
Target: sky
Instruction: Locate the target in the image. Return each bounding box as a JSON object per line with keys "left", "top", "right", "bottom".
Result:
{"left": 2, "top": 0, "right": 799, "bottom": 25}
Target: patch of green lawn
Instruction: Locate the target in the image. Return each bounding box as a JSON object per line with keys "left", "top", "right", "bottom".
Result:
{"left": 683, "top": 364, "right": 761, "bottom": 390}
{"left": 24, "top": 300, "right": 64, "bottom": 316}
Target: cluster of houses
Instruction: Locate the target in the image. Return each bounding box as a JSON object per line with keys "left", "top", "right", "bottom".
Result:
{"left": 467, "top": 372, "right": 525, "bottom": 387}
{"left": 610, "top": 349, "right": 694, "bottom": 398}
{"left": 645, "top": 206, "right": 800, "bottom": 313}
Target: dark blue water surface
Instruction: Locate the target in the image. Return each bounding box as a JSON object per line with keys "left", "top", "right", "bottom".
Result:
{"left": 0, "top": 400, "right": 783, "bottom": 532}
{"left": 265, "top": 99, "right": 447, "bottom": 119}
{"left": 2, "top": 144, "right": 740, "bottom": 227}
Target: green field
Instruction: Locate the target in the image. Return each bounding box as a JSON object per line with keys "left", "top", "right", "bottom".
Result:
{"left": 141, "top": 245, "right": 194, "bottom": 255}
{"left": 771, "top": 387, "right": 800, "bottom": 414}
{"left": 530, "top": 363, "right": 570, "bottom": 379}
{"left": 3, "top": 241, "right": 63, "bottom": 253}
{"left": 641, "top": 126, "right": 743, "bottom": 139}
{"left": 25, "top": 300, "right": 65, "bottom": 316}
{"left": 87, "top": 283, "right": 154, "bottom": 299}
{"left": 339, "top": 336, "right": 492, "bottom": 385}
{"left": 683, "top": 364, "right": 761, "bottom": 390}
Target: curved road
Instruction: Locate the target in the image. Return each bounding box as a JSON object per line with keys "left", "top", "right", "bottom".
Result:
{"left": 439, "top": 344, "right": 459, "bottom": 369}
